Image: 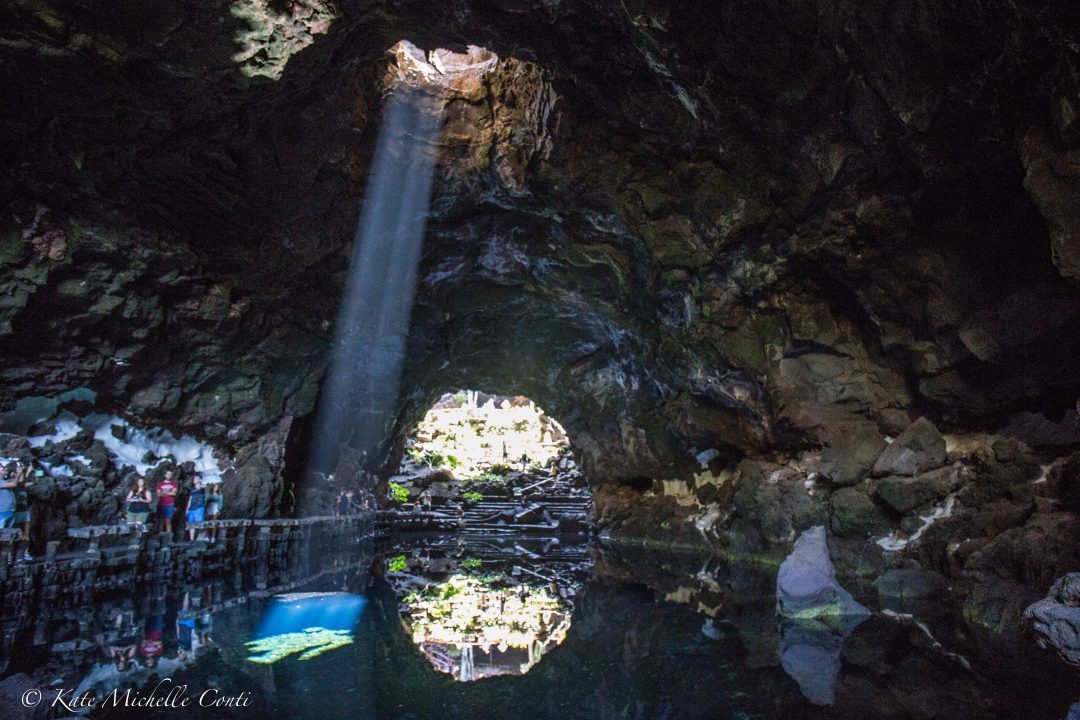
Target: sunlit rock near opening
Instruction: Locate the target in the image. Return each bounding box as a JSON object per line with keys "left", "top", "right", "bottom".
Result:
{"left": 385, "top": 390, "right": 591, "bottom": 534}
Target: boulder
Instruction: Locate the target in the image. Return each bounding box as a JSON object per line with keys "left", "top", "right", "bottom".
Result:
{"left": 732, "top": 461, "right": 828, "bottom": 547}
{"left": 829, "top": 488, "right": 887, "bottom": 539}
{"left": 777, "top": 525, "right": 869, "bottom": 618}
{"left": 820, "top": 426, "right": 886, "bottom": 486}
{"left": 1023, "top": 572, "right": 1080, "bottom": 666}
{"left": 874, "top": 569, "right": 948, "bottom": 601}
{"left": 1046, "top": 451, "right": 1080, "bottom": 511}
{"left": 872, "top": 417, "right": 947, "bottom": 477}
{"left": 876, "top": 464, "right": 965, "bottom": 515}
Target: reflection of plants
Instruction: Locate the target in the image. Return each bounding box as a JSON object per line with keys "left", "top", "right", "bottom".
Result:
{"left": 460, "top": 557, "right": 482, "bottom": 569}
{"left": 462, "top": 491, "right": 483, "bottom": 503}
{"left": 388, "top": 482, "right": 409, "bottom": 503}
{"left": 387, "top": 555, "right": 408, "bottom": 573}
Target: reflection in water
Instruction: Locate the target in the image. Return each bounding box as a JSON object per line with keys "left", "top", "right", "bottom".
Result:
{"left": 1, "top": 538, "right": 1077, "bottom": 720}
{"left": 402, "top": 573, "right": 575, "bottom": 680}
{"left": 247, "top": 592, "right": 367, "bottom": 664}
{"left": 778, "top": 616, "right": 865, "bottom": 706}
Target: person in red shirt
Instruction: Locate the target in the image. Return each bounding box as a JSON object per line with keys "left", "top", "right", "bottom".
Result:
{"left": 156, "top": 470, "right": 179, "bottom": 536}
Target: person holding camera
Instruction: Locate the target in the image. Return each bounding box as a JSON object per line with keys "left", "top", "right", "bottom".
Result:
{"left": 0, "top": 463, "right": 18, "bottom": 529}
{"left": 125, "top": 476, "right": 153, "bottom": 526}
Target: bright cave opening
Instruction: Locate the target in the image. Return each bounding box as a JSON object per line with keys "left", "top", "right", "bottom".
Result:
{"left": 386, "top": 391, "right": 591, "bottom": 534}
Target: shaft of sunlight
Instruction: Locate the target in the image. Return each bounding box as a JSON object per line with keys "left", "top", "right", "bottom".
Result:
{"left": 308, "top": 87, "right": 443, "bottom": 487}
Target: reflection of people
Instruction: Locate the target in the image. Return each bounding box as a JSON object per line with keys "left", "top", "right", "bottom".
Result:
{"left": 13, "top": 463, "right": 35, "bottom": 559}
{"left": 140, "top": 612, "right": 164, "bottom": 668}
{"left": 197, "top": 609, "right": 213, "bottom": 647}
{"left": 177, "top": 592, "right": 198, "bottom": 661}
{"left": 107, "top": 611, "right": 138, "bottom": 672}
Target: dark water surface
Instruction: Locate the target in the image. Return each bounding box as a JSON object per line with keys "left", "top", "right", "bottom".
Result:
{"left": 2, "top": 535, "right": 1076, "bottom": 720}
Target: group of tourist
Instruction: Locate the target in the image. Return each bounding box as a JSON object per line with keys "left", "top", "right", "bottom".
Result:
{"left": 124, "top": 471, "right": 224, "bottom": 539}
{"left": 0, "top": 461, "right": 37, "bottom": 559}
{"left": 94, "top": 582, "right": 217, "bottom": 686}
{"left": 335, "top": 489, "right": 368, "bottom": 515}
{"left": 0, "top": 460, "right": 225, "bottom": 561}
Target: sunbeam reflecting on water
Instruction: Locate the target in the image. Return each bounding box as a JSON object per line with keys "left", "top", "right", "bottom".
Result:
{"left": 248, "top": 592, "right": 367, "bottom": 664}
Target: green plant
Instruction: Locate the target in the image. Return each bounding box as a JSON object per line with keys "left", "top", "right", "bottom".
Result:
{"left": 408, "top": 449, "right": 461, "bottom": 471}
{"left": 473, "top": 471, "right": 504, "bottom": 484}
{"left": 460, "top": 557, "right": 482, "bottom": 569}
{"left": 462, "top": 491, "right": 483, "bottom": 503}
{"left": 388, "top": 481, "right": 409, "bottom": 504}
{"left": 387, "top": 555, "right": 407, "bottom": 573}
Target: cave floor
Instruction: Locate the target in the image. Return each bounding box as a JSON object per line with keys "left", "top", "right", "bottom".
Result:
{"left": 0, "top": 534, "right": 1074, "bottom": 720}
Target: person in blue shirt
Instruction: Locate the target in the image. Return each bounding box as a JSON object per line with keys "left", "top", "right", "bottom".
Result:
{"left": 185, "top": 475, "right": 207, "bottom": 540}
{"left": 0, "top": 464, "right": 18, "bottom": 529}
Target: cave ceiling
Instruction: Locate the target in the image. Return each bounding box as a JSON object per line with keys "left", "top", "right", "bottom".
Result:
{"left": 2, "top": 0, "right": 1080, "bottom": 483}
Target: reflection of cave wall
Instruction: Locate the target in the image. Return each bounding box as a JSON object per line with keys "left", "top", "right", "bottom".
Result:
{"left": 360, "top": 558, "right": 1077, "bottom": 720}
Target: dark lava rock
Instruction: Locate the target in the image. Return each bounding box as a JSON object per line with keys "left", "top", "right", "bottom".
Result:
{"left": 876, "top": 464, "right": 965, "bottom": 515}
{"left": 963, "top": 512, "right": 1080, "bottom": 650}
{"left": 874, "top": 569, "right": 948, "bottom": 601}
{"left": 1046, "top": 451, "right": 1080, "bottom": 511}
{"left": 830, "top": 487, "right": 887, "bottom": 539}
{"left": 732, "top": 461, "right": 827, "bottom": 547}
{"left": 0, "top": 673, "right": 36, "bottom": 720}
{"left": 820, "top": 429, "right": 886, "bottom": 487}
{"left": 872, "top": 418, "right": 947, "bottom": 478}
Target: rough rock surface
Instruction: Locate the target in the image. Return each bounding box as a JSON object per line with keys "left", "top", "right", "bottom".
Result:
{"left": 0, "top": 673, "right": 36, "bottom": 720}
{"left": 776, "top": 526, "right": 868, "bottom": 618}
{"left": 1024, "top": 572, "right": 1080, "bottom": 666}
{"left": 872, "top": 418, "right": 947, "bottom": 478}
